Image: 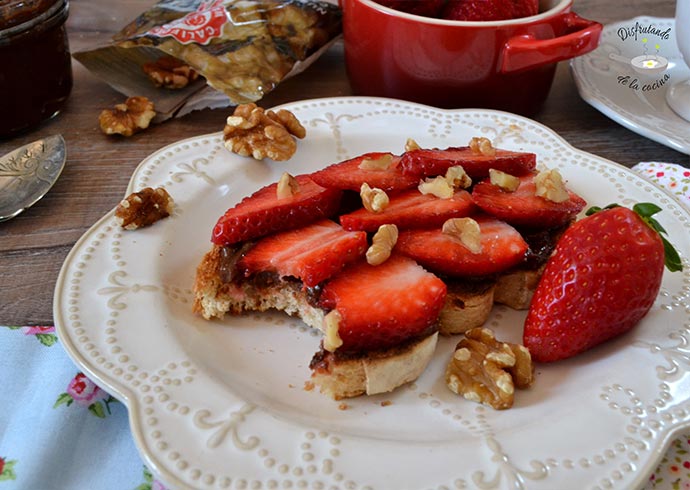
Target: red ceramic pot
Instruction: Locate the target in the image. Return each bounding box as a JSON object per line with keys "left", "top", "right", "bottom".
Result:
{"left": 340, "top": 0, "right": 602, "bottom": 115}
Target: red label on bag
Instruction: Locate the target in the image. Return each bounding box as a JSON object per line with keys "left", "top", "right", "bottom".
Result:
{"left": 148, "top": 0, "right": 230, "bottom": 45}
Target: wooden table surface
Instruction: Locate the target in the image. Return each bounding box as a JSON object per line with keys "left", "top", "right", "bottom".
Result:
{"left": 1, "top": 0, "right": 687, "bottom": 325}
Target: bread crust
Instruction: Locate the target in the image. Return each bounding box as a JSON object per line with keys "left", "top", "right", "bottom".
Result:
{"left": 494, "top": 265, "right": 545, "bottom": 310}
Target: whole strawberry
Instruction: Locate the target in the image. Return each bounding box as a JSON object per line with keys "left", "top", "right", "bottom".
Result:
{"left": 375, "top": 0, "right": 447, "bottom": 18}
{"left": 524, "top": 203, "right": 682, "bottom": 363}
{"left": 442, "top": 0, "right": 538, "bottom": 21}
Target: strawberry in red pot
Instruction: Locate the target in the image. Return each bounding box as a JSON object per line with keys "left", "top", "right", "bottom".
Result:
{"left": 523, "top": 203, "right": 683, "bottom": 363}
{"left": 442, "top": 0, "right": 539, "bottom": 21}
{"left": 375, "top": 0, "right": 447, "bottom": 18}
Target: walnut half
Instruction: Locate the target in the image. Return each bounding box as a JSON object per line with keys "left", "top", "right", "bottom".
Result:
{"left": 366, "top": 224, "right": 398, "bottom": 265}
{"left": 445, "top": 327, "right": 534, "bottom": 410}
{"left": 99, "top": 96, "right": 156, "bottom": 137}
{"left": 223, "top": 103, "right": 306, "bottom": 161}
{"left": 469, "top": 136, "right": 496, "bottom": 156}
{"left": 115, "top": 187, "right": 173, "bottom": 230}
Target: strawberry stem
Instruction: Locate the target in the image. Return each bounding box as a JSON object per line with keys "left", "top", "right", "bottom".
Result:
{"left": 586, "top": 203, "right": 683, "bottom": 273}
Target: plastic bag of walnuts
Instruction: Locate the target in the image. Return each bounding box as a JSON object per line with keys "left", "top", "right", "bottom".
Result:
{"left": 74, "top": 0, "right": 341, "bottom": 120}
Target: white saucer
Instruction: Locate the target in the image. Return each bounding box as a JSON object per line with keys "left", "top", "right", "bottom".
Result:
{"left": 667, "top": 78, "right": 690, "bottom": 121}
{"left": 571, "top": 16, "right": 690, "bottom": 155}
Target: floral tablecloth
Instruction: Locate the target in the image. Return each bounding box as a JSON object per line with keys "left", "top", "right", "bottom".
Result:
{"left": 1, "top": 162, "right": 689, "bottom": 490}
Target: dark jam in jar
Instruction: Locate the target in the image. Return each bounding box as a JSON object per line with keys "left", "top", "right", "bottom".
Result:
{"left": 0, "top": 0, "right": 72, "bottom": 137}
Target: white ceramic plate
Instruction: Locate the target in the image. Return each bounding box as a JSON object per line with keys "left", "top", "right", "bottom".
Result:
{"left": 54, "top": 97, "right": 690, "bottom": 490}
{"left": 571, "top": 16, "right": 690, "bottom": 155}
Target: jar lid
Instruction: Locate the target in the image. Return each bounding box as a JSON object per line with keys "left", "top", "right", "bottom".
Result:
{"left": 0, "top": 0, "right": 65, "bottom": 32}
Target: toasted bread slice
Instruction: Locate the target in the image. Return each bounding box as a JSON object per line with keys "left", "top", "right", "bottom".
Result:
{"left": 193, "top": 236, "right": 548, "bottom": 399}
{"left": 494, "top": 265, "right": 545, "bottom": 310}
{"left": 193, "top": 244, "right": 438, "bottom": 399}
{"left": 309, "top": 333, "right": 438, "bottom": 399}
{"left": 437, "top": 263, "right": 548, "bottom": 334}
{"left": 438, "top": 280, "right": 495, "bottom": 335}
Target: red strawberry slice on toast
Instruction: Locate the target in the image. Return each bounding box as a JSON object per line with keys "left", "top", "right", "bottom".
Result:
{"left": 442, "top": 0, "right": 539, "bottom": 21}
{"left": 524, "top": 204, "right": 682, "bottom": 363}
{"left": 212, "top": 175, "right": 342, "bottom": 246}
{"left": 396, "top": 215, "right": 529, "bottom": 276}
{"left": 237, "top": 220, "right": 368, "bottom": 288}
{"left": 340, "top": 188, "right": 476, "bottom": 232}
{"left": 471, "top": 172, "right": 586, "bottom": 229}
{"left": 310, "top": 152, "right": 419, "bottom": 192}
{"left": 319, "top": 254, "right": 447, "bottom": 352}
{"left": 399, "top": 146, "right": 536, "bottom": 180}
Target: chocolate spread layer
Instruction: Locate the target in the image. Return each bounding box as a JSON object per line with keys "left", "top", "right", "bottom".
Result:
{"left": 218, "top": 243, "right": 323, "bottom": 305}
{"left": 519, "top": 224, "right": 568, "bottom": 270}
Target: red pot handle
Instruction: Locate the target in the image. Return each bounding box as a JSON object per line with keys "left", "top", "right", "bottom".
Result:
{"left": 500, "top": 12, "right": 602, "bottom": 74}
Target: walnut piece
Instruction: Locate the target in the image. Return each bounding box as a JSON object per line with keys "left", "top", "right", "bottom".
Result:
{"left": 366, "top": 224, "right": 398, "bottom": 266}
{"left": 358, "top": 153, "right": 393, "bottom": 171}
{"left": 489, "top": 168, "right": 520, "bottom": 192}
{"left": 99, "top": 96, "right": 156, "bottom": 137}
{"left": 443, "top": 218, "right": 482, "bottom": 254}
{"left": 534, "top": 168, "right": 569, "bottom": 203}
{"left": 418, "top": 176, "right": 454, "bottom": 199}
{"left": 223, "top": 103, "right": 306, "bottom": 161}
{"left": 469, "top": 136, "right": 496, "bottom": 156}
{"left": 445, "top": 165, "right": 472, "bottom": 189}
{"left": 323, "top": 310, "right": 343, "bottom": 352}
{"left": 445, "top": 327, "right": 534, "bottom": 410}
{"left": 276, "top": 172, "right": 300, "bottom": 199}
{"left": 360, "top": 183, "right": 389, "bottom": 213}
{"left": 115, "top": 187, "right": 174, "bottom": 230}
{"left": 143, "top": 55, "right": 199, "bottom": 89}
{"left": 405, "top": 138, "right": 421, "bottom": 151}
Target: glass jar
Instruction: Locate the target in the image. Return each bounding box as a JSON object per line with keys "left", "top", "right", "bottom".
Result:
{"left": 0, "top": 0, "right": 73, "bottom": 137}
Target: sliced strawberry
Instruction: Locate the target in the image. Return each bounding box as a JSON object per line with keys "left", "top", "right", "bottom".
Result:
{"left": 399, "top": 146, "right": 536, "bottom": 180}
{"left": 340, "top": 188, "right": 476, "bottom": 232}
{"left": 237, "top": 220, "right": 368, "bottom": 288}
{"left": 310, "top": 152, "right": 418, "bottom": 192}
{"left": 471, "top": 172, "right": 586, "bottom": 229}
{"left": 396, "top": 215, "right": 529, "bottom": 277}
{"left": 319, "top": 254, "right": 446, "bottom": 352}
{"left": 211, "top": 175, "right": 342, "bottom": 246}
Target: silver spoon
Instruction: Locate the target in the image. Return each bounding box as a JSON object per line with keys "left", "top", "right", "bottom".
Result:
{"left": 0, "top": 135, "right": 66, "bottom": 222}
